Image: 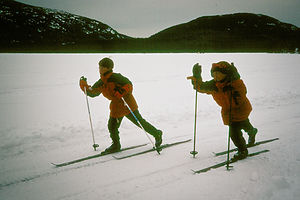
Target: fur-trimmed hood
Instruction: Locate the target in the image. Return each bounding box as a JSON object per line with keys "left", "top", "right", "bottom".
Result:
{"left": 211, "top": 61, "right": 240, "bottom": 81}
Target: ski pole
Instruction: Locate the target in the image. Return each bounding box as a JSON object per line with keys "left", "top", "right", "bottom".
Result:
{"left": 121, "top": 97, "right": 161, "bottom": 155}
{"left": 190, "top": 79, "right": 198, "bottom": 158}
{"left": 226, "top": 67, "right": 234, "bottom": 170}
{"left": 84, "top": 87, "right": 99, "bottom": 151}
{"left": 190, "top": 63, "right": 201, "bottom": 158}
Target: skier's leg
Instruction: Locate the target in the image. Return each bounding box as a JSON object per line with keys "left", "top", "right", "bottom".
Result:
{"left": 230, "top": 122, "right": 248, "bottom": 159}
{"left": 105, "top": 117, "right": 123, "bottom": 152}
{"left": 240, "top": 119, "right": 254, "bottom": 132}
{"left": 126, "top": 110, "right": 162, "bottom": 147}
{"left": 240, "top": 119, "right": 258, "bottom": 146}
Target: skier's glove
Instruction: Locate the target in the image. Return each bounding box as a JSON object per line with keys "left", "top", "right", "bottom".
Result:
{"left": 187, "top": 63, "right": 202, "bottom": 89}
{"left": 79, "top": 76, "right": 89, "bottom": 92}
{"left": 114, "top": 84, "right": 131, "bottom": 98}
{"left": 193, "top": 63, "right": 202, "bottom": 79}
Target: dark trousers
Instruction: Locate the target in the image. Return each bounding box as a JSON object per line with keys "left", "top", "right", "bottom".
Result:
{"left": 230, "top": 119, "right": 254, "bottom": 151}
{"left": 108, "top": 109, "right": 160, "bottom": 144}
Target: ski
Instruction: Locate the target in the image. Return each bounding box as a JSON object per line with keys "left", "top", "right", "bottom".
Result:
{"left": 192, "top": 149, "right": 269, "bottom": 174}
{"left": 113, "top": 139, "right": 192, "bottom": 160}
{"left": 51, "top": 143, "right": 147, "bottom": 167}
{"left": 214, "top": 138, "right": 278, "bottom": 156}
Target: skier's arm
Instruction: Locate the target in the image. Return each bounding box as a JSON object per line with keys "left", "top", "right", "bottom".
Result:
{"left": 79, "top": 77, "right": 102, "bottom": 97}
{"left": 187, "top": 76, "right": 216, "bottom": 94}
{"left": 231, "top": 80, "right": 248, "bottom": 106}
{"left": 113, "top": 84, "right": 132, "bottom": 98}
{"left": 109, "top": 73, "right": 133, "bottom": 98}
{"left": 197, "top": 79, "right": 217, "bottom": 94}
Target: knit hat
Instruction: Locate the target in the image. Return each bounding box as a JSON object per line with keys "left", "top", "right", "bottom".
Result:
{"left": 211, "top": 61, "right": 240, "bottom": 80}
{"left": 99, "top": 57, "right": 114, "bottom": 69}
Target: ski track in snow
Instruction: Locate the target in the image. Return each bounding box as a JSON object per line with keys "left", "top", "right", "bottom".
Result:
{"left": 0, "top": 53, "right": 299, "bottom": 200}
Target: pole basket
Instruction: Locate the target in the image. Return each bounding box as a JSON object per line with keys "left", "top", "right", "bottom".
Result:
{"left": 190, "top": 151, "right": 198, "bottom": 157}
{"left": 93, "top": 143, "right": 99, "bottom": 151}
{"left": 226, "top": 164, "right": 233, "bottom": 171}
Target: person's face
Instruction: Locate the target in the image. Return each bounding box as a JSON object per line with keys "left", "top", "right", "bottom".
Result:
{"left": 212, "top": 71, "right": 227, "bottom": 82}
{"left": 99, "top": 65, "right": 111, "bottom": 75}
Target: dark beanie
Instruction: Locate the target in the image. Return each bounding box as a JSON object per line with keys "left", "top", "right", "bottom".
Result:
{"left": 99, "top": 57, "right": 114, "bottom": 68}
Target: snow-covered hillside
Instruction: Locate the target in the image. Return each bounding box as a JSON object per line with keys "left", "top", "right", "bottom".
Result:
{"left": 0, "top": 0, "right": 127, "bottom": 46}
{"left": 0, "top": 53, "right": 299, "bottom": 200}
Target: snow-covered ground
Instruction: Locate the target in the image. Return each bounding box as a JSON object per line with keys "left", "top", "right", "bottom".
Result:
{"left": 0, "top": 53, "right": 299, "bottom": 200}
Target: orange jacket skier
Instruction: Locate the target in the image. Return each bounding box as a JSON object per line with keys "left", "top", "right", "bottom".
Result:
{"left": 80, "top": 57, "right": 162, "bottom": 153}
{"left": 187, "top": 61, "right": 257, "bottom": 160}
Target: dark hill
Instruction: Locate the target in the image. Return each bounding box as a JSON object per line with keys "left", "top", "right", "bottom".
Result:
{"left": 0, "top": 0, "right": 129, "bottom": 52}
{"left": 1, "top": 0, "right": 299, "bottom": 52}
{"left": 147, "top": 13, "right": 300, "bottom": 52}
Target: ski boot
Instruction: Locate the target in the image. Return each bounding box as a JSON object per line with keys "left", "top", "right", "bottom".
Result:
{"left": 155, "top": 130, "right": 163, "bottom": 148}
{"left": 248, "top": 128, "right": 258, "bottom": 146}
{"left": 102, "top": 142, "right": 121, "bottom": 155}
{"left": 232, "top": 149, "right": 248, "bottom": 161}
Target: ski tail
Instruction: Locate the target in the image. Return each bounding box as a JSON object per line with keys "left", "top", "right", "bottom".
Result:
{"left": 51, "top": 143, "right": 147, "bottom": 167}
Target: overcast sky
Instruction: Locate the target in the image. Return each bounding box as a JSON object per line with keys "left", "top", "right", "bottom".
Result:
{"left": 17, "top": 0, "right": 300, "bottom": 38}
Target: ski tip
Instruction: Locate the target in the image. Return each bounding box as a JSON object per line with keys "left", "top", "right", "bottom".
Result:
{"left": 51, "top": 162, "right": 68, "bottom": 167}
{"left": 51, "top": 162, "right": 60, "bottom": 167}
{"left": 261, "top": 149, "right": 270, "bottom": 153}
{"left": 191, "top": 169, "right": 210, "bottom": 174}
{"left": 112, "top": 155, "right": 121, "bottom": 160}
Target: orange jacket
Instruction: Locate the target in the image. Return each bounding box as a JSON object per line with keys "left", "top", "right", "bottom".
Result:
{"left": 196, "top": 79, "right": 252, "bottom": 125}
{"left": 80, "top": 71, "right": 138, "bottom": 118}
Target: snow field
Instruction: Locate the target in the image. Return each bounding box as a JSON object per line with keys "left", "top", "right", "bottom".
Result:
{"left": 0, "top": 53, "right": 299, "bottom": 200}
